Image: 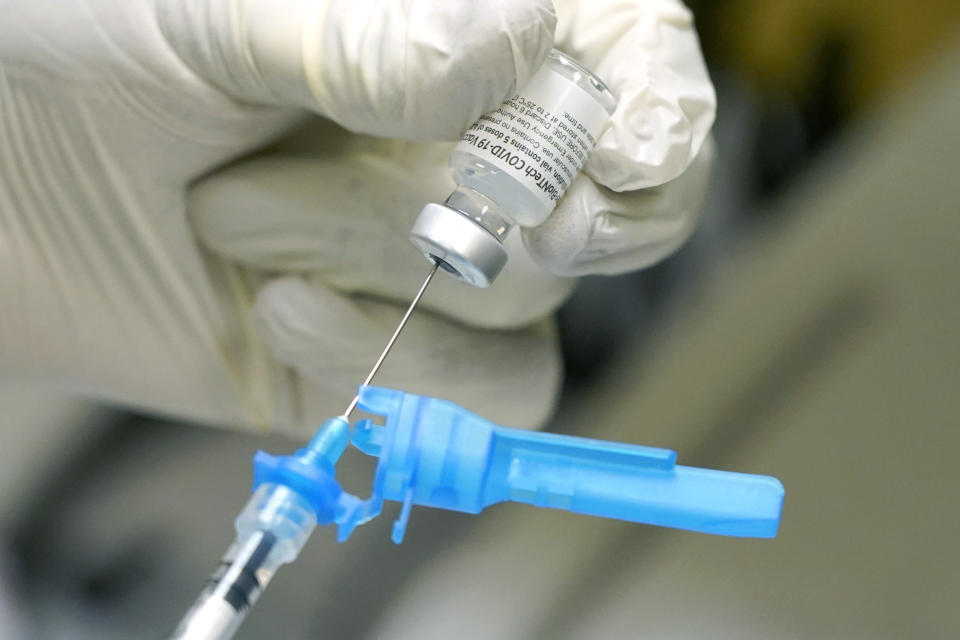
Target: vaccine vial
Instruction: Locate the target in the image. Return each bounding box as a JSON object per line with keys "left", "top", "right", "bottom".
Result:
{"left": 410, "top": 49, "right": 618, "bottom": 287}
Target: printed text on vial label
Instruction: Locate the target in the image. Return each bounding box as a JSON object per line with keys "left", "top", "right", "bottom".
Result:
{"left": 454, "top": 70, "right": 609, "bottom": 214}
{"left": 460, "top": 96, "right": 597, "bottom": 203}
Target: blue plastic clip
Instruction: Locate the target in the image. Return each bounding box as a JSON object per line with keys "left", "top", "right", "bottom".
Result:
{"left": 252, "top": 387, "right": 784, "bottom": 544}
{"left": 347, "top": 387, "right": 784, "bottom": 543}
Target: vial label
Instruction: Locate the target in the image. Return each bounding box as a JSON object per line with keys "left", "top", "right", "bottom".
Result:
{"left": 455, "top": 67, "right": 611, "bottom": 220}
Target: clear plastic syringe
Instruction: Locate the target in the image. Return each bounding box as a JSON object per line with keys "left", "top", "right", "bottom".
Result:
{"left": 170, "top": 417, "right": 347, "bottom": 639}
{"left": 171, "top": 258, "right": 440, "bottom": 639}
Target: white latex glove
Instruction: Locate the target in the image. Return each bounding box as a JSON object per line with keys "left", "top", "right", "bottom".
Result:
{"left": 526, "top": 0, "right": 717, "bottom": 275}
{"left": 0, "top": 0, "right": 714, "bottom": 434}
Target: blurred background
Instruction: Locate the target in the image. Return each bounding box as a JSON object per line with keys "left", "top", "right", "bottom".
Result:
{"left": 3, "top": 2, "right": 960, "bottom": 638}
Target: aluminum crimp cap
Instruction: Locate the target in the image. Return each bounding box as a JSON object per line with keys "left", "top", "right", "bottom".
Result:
{"left": 409, "top": 203, "right": 508, "bottom": 288}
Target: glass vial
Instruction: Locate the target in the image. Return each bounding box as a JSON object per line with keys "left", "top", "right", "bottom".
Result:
{"left": 410, "top": 49, "right": 618, "bottom": 287}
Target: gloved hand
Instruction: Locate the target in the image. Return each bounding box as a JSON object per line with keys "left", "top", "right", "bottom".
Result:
{"left": 0, "top": 0, "right": 714, "bottom": 434}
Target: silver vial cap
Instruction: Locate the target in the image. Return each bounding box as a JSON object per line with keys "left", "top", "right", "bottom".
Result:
{"left": 409, "top": 203, "right": 508, "bottom": 288}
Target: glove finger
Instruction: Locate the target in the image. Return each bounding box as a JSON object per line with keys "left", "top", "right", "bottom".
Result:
{"left": 254, "top": 275, "right": 561, "bottom": 429}
{"left": 188, "top": 121, "right": 576, "bottom": 329}
{"left": 523, "top": 135, "right": 714, "bottom": 276}
{"left": 552, "top": 0, "right": 716, "bottom": 192}
{"left": 156, "top": 0, "right": 556, "bottom": 141}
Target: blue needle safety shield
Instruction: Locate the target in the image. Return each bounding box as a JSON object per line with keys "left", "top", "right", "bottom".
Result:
{"left": 252, "top": 387, "right": 784, "bottom": 543}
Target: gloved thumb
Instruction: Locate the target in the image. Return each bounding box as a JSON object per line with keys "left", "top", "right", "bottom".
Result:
{"left": 156, "top": 0, "right": 556, "bottom": 141}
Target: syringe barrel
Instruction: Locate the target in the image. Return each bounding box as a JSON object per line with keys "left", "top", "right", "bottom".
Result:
{"left": 172, "top": 590, "right": 244, "bottom": 640}
{"left": 170, "top": 530, "right": 271, "bottom": 640}
{"left": 171, "top": 485, "right": 317, "bottom": 639}
{"left": 172, "top": 417, "right": 351, "bottom": 639}
{"left": 234, "top": 484, "right": 316, "bottom": 565}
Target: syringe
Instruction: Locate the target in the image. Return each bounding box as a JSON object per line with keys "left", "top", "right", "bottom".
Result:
{"left": 170, "top": 418, "right": 347, "bottom": 640}
{"left": 169, "top": 528, "right": 278, "bottom": 639}
{"left": 171, "top": 259, "right": 441, "bottom": 639}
